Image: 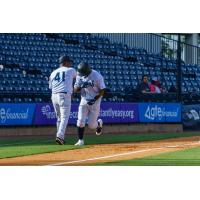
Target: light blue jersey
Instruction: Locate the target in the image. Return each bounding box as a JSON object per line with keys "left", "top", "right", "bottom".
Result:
{"left": 49, "top": 67, "right": 76, "bottom": 94}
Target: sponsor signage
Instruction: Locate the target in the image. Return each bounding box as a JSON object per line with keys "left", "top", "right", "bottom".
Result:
{"left": 0, "top": 102, "right": 181, "bottom": 126}
{"left": 34, "top": 103, "right": 139, "bottom": 125}
{"left": 99, "top": 103, "right": 139, "bottom": 123}
{"left": 165, "top": 103, "right": 181, "bottom": 122}
{"left": 139, "top": 103, "right": 181, "bottom": 123}
{"left": 182, "top": 104, "right": 200, "bottom": 128}
{"left": 34, "top": 103, "right": 79, "bottom": 125}
{"left": 0, "top": 103, "right": 35, "bottom": 126}
{"left": 139, "top": 103, "right": 165, "bottom": 122}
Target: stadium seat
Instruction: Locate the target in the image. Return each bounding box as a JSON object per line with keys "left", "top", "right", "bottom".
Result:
{"left": 0, "top": 33, "right": 199, "bottom": 103}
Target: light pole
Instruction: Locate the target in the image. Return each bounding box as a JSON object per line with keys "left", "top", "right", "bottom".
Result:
{"left": 177, "top": 33, "right": 182, "bottom": 102}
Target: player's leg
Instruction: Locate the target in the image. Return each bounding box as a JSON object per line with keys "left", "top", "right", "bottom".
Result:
{"left": 56, "top": 107, "right": 61, "bottom": 132}
{"left": 52, "top": 94, "right": 64, "bottom": 145}
{"left": 52, "top": 94, "right": 61, "bottom": 133}
{"left": 56, "top": 93, "right": 71, "bottom": 143}
{"left": 75, "top": 104, "right": 89, "bottom": 146}
{"left": 88, "top": 101, "right": 103, "bottom": 135}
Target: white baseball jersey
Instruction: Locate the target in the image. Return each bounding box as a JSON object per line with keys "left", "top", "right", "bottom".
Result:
{"left": 49, "top": 66, "right": 76, "bottom": 140}
{"left": 49, "top": 67, "right": 76, "bottom": 94}
{"left": 74, "top": 70, "right": 106, "bottom": 105}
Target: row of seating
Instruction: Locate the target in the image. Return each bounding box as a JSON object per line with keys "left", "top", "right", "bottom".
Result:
{"left": 0, "top": 33, "right": 199, "bottom": 103}
{"left": 0, "top": 96, "right": 126, "bottom": 103}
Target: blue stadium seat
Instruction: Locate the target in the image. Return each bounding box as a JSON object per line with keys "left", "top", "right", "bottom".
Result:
{"left": 13, "top": 98, "right": 22, "bottom": 103}
{"left": 3, "top": 98, "right": 12, "bottom": 103}
{"left": 0, "top": 33, "right": 200, "bottom": 103}
{"left": 24, "top": 98, "right": 33, "bottom": 103}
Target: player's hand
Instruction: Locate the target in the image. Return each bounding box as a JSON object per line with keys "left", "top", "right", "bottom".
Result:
{"left": 87, "top": 99, "right": 96, "bottom": 105}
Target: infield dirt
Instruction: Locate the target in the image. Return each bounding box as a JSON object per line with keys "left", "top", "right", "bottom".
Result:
{"left": 0, "top": 136, "right": 200, "bottom": 166}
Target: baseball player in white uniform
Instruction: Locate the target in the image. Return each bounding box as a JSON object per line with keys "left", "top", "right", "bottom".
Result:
{"left": 74, "top": 62, "right": 106, "bottom": 146}
{"left": 49, "top": 56, "right": 76, "bottom": 145}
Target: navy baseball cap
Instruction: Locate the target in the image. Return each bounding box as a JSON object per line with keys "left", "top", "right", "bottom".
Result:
{"left": 59, "top": 55, "right": 73, "bottom": 64}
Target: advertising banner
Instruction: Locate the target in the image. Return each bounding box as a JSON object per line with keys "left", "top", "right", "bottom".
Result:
{"left": 34, "top": 103, "right": 79, "bottom": 125}
{"left": 139, "top": 103, "right": 181, "bottom": 123}
{"left": 0, "top": 102, "right": 181, "bottom": 126}
{"left": 165, "top": 103, "right": 182, "bottom": 122}
{"left": 0, "top": 103, "right": 35, "bottom": 126}
{"left": 182, "top": 104, "right": 200, "bottom": 128}
{"left": 99, "top": 103, "right": 139, "bottom": 123}
{"left": 34, "top": 103, "right": 139, "bottom": 125}
{"left": 139, "top": 103, "right": 166, "bottom": 122}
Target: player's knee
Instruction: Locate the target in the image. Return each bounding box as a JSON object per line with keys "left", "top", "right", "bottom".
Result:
{"left": 60, "top": 115, "right": 67, "bottom": 121}
{"left": 57, "top": 117, "right": 61, "bottom": 123}
{"left": 77, "top": 120, "right": 85, "bottom": 128}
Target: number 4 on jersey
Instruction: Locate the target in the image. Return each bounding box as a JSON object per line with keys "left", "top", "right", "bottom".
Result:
{"left": 54, "top": 72, "right": 65, "bottom": 82}
{"left": 54, "top": 72, "right": 60, "bottom": 82}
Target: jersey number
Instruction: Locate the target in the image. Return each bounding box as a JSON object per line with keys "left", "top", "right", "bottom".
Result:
{"left": 54, "top": 72, "right": 65, "bottom": 82}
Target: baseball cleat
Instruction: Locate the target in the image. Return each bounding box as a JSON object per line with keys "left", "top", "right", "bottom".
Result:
{"left": 74, "top": 139, "right": 84, "bottom": 146}
{"left": 56, "top": 137, "right": 65, "bottom": 145}
{"left": 96, "top": 119, "right": 103, "bottom": 135}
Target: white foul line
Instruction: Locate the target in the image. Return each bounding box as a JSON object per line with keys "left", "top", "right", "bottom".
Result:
{"left": 47, "top": 141, "right": 200, "bottom": 166}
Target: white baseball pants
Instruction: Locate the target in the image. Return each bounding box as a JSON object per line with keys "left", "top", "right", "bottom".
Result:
{"left": 51, "top": 93, "right": 71, "bottom": 140}
{"left": 77, "top": 99, "right": 101, "bottom": 129}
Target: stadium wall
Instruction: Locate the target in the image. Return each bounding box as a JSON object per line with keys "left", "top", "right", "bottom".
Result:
{"left": 0, "top": 102, "right": 182, "bottom": 126}
{"left": 0, "top": 102, "right": 183, "bottom": 136}
{"left": 92, "top": 33, "right": 162, "bottom": 54}
{"left": 0, "top": 124, "right": 183, "bottom": 137}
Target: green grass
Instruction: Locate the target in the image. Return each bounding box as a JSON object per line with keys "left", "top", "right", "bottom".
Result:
{"left": 0, "top": 144, "right": 78, "bottom": 159}
{"left": 98, "top": 146, "right": 200, "bottom": 166}
{"left": 0, "top": 137, "right": 81, "bottom": 159}
{"left": 82, "top": 132, "right": 200, "bottom": 145}
{"left": 0, "top": 132, "right": 200, "bottom": 159}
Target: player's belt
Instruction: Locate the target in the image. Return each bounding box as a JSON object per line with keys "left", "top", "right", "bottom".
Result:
{"left": 53, "top": 92, "right": 68, "bottom": 94}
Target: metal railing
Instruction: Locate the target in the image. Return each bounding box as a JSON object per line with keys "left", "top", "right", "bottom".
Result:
{"left": 93, "top": 33, "right": 200, "bottom": 65}
{"left": 157, "top": 34, "right": 199, "bottom": 65}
